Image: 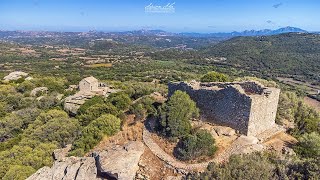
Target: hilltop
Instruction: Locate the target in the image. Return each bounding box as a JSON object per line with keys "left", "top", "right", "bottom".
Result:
{"left": 201, "top": 33, "right": 320, "bottom": 79}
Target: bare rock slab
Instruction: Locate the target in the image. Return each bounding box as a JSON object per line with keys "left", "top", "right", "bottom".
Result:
{"left": 26, "top": 166, "right": 53, "bottom": 180}
{"left": 26, "top": 157, "right": 98, "bottom": 180}
{"left": 96, "top": 141, "right": 145, "bottom": 180}
{"left": 213, "top": 126, "right": 236, "bottom": 136}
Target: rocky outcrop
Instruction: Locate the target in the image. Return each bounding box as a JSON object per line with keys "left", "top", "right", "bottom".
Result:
{"left": 213, "top": 126, "right": 236, "bottom": 136}
{"left": 96, "top": 141, "right": 145, "bottom": 180}
{"left": 27, "top": 141, "right": 144, "bottom": 180}
{"left": 3, "top": 71, "right": 29, "bottom": 81}
{"left": 26, "top": 157, "right": 98, "bottom": 180}
{"left": 26, "top": 167, "right": 53, "bottom": 180}
{"left": 30, "top": 87, "right": 48, "bottom": 96}
{"left": 63, "top": 92, "right": 95, "bottom": 115}
{"left": 53, "top": 144, "right": 72, "bottom": 161}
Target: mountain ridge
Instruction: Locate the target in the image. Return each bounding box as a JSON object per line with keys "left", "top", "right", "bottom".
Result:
{"left": 0, "top": 26, "right": 312, "bottom": 38}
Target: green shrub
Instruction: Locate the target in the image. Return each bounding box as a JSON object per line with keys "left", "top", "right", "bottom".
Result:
{"left": 191, "top": 153, "right": 276, "bottom": 180}
{"left": 3, "top": 165, "right": 36, "bottom": 180}
{"left": 129, "top": 96, "right": 157, "bottom": 121}
{"left": 175, "top": 129, "right": 217, "bottom": 160}
{"left": 107, "top": 92, "right": 132, "bottom": 110}
{"left": 70, "top": 114, "right": 121, "bottom": 156}
{"left": 200, "top": 71, "right": 229, "bottom": 82}
{"left": 77, "top": 96, "right": 105, "bottom": 115}
{"left": 77, "top": 103, "right": 122, "bottom": 126}
{"left": 276, "top": 91, "right": 320, "bottom": 135}
{"left": 32, "top": 77, "right": 66, "bottom": 93}
{"left": 294, "top": 132, "right": 320, "bottom": 158}
{"left": 16, "top": 80, "right": 36, "bottom": 93}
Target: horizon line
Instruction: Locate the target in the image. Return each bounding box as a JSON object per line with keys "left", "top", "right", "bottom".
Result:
{"left": 0, "top": 26, "right": 319, "bottom": 34}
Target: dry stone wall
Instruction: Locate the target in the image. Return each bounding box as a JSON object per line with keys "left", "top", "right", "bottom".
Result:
{"left": 168, "top": 81, "right": 280, "bottom": 136}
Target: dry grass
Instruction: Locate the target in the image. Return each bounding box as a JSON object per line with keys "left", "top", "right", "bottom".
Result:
{"left": 84, "top": 63, "right": 113, "bottom": 68}
{"left": 304, "top": 97, "right": 320, "bottom": 112}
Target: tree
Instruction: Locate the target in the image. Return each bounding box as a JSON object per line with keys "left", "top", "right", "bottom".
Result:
{"left": 276, "top": 91, "right": 320, "bottom": 135}
{"left": 294, "top": 132, "right": 320, "bottom": 158}
{"left": 16, "top": 80, "right": 36, "bottom": 93}
{"left": 77, "top": 103, "right": 122, "bottom": 126}
{"left": 200, "top": 71, "right": 229, "bottom": 82}
{"left": 2, "top": 165, "right": 35, "bottom": 180}
{"left": 107, "top": 92, "right": 132, "bottom": 110}
{"left": 22, "top": 110, "right": 80, "bottom": 147}
{"left": 175, "top": 129, "right": 217, "bottom": 160}
{"left": 129, "top": 96, "right": 157, "bottom": 121}
{"left": 160, "top": 90, "right": 199, "bottom": 138}
{"left": 36, "top": 95, "right": 60, "bottom": 110}
{"left": 70, "top": 114, "right": 121, "bottom": 156}
{"left": 29, "top": 116, "right": 80, "bottom": 147}
{"left": 77, "top": 96, "right": 105, "bottom": 115}
{"left": 0, "top": 142, "right": 56, "bottom": 178}
{"left": 32, "top": 77, "right": 66, "bottom": 93}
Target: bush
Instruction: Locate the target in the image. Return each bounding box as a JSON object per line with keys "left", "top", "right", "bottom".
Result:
{"left": 129, "top": 96, "right": 157, "bottom": 121}
{"left": 276, "top": 91, "right": 320, "bottom": 135}
{"left": 0, "top": 108, "right": 41, "bottom": 141}
{"left": 3, "top": 165, "right": 35, "bottom": 180}
{"left": 276, "top": 91, "right": 300, "bottom": 124}
{"left": 107, "top": 92, "right": 132, "bottom": 110}
{"left": 77, "top": 103, "right": 122, "bottom": 126}
{"left": 16, "top": 80, "right": 36, "bottom": 93}
{"left": 160, "top": 90, "right": 199, "bottom": 138}
{"left": 200, "top": 71, "right": 229, "bottom": 82}
{"left": 293, "top": 104, "right": 320, "bottom": 135}
{"left": 0, "top": 142, "right": 57, "bottom": 178}
{"left": 294, "top": 132, "right": 320, "bottom": 158}
{"left": 175, "top": 129, "right": 217, "bottom": 160}
{"left": 23, "top": 110, "right": 81, "bottom": 147}
{"left": 70, "top": 114, "right": 121, "bottom": 156}
{"left": 191, "top": 153, "right": 276, "bottom": 180}
{"left": 77, "top": 96, "right": 105, "bottom": 115}
{"left": 32, "top": 77, "right": 66, "bottom": 93}
{"left": 36, "top": 95, "right": 60, "bottom": 110}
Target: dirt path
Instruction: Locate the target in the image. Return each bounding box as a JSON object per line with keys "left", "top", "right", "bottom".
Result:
{"left": 142, "top": 119, "right": 288, "bottom": 173}
{"left": 142, "top": 127, "right": 211, "bottom": 173}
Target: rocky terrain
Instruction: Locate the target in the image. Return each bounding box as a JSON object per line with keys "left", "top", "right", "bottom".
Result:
{"left": 27, "top": 141, "right": 145, "bottom": 180}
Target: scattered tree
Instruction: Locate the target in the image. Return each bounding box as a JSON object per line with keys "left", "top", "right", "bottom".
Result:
{"left": 160, "top": 90, "right": 199, "bottom": 138}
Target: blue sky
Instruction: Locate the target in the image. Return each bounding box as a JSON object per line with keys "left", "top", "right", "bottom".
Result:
{"left": 0, "top": 0, "right": 319, "bottom": 32}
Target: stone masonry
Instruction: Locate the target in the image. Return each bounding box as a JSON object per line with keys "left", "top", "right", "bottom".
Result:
{"left": 168, "top": 81, "right": 280, "bottom": 136}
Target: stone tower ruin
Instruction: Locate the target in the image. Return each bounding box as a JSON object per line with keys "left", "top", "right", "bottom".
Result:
{"left": 168, "top": 81, "right": 281, "bottom": 136}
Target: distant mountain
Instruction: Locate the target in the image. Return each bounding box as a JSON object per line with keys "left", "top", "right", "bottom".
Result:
{"left": 0, "top": 27, "right": 310, "bottom": 39}
{"left": 180, "top": 26, "right": 308, "bottom": 37}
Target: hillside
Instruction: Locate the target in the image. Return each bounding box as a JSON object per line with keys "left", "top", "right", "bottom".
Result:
{"left": 202, "top": 33, "right": 320, "bottom": 78}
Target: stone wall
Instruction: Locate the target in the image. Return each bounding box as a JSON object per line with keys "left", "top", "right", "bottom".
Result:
{"left": 168, "top": 81, "right": 280, "bottom": 136}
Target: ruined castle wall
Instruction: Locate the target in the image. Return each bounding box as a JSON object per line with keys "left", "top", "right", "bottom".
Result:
{"left": 168, "top": 82, "right": 252, "bottom": 134}
{"left": 247, "top": 88, "right": 280, "bottom": 136}
{"left": 168, "top": 82, "right": 280, "bottom": 136}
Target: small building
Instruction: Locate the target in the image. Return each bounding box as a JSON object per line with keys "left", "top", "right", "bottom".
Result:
{"left": 65, "top": 76, "right": 120, "bottom": 115}
{"left": 79, "top": 76, "right": 99, "bottom": 92}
